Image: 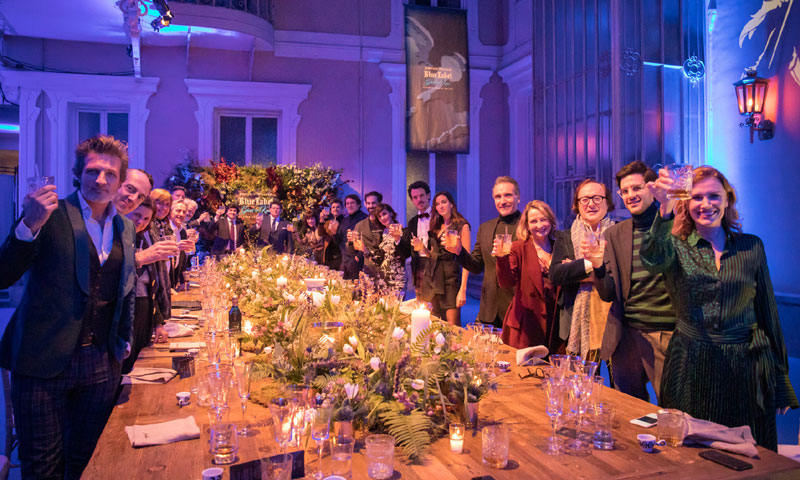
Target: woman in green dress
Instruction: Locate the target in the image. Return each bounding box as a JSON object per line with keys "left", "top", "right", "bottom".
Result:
{"left": 642, "top": 166, "right": 797, "bottom": 450}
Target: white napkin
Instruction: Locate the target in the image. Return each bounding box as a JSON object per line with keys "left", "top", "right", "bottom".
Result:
{"left": 516, "top": 345, "right": 549, "bottom": 366}
{"left": 125, "top": 416, "right": 201, "bottom": 447}
{"left": 171, "top": 313, "right": 199, "bottom": 321}
{"left": 682, "top": 413, "right": 759, "bottom": 458}
{"left": 162, "top": 322, "right": 195, "bottom": 338}
{"left": 122, "top": 367, "right": 177, "bottom": 385}
{"left": 169, "top": 342, "right": 205, "bottom": 351}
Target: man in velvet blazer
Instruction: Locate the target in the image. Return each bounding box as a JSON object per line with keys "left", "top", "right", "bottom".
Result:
{"left": 210, "top": 204, "right": 246, "bottom": 255}
{"left": 0, "top": 135, "right": 135, "bottom": 479}
{"left": 447, "top": 177, "right": 521, "bottom": 327}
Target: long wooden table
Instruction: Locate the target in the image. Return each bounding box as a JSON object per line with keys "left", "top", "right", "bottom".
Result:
{"left": 84, "top": 303, "right": 800, "bottom": 479}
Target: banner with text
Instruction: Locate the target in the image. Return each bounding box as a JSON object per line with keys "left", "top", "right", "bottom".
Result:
{"left": 405, "top": 5, "right": 470, "bottom": 153}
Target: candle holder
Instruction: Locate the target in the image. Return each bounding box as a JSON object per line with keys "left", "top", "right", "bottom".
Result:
{"left": 449, "top": 423, "right": 465, "bottom": 453}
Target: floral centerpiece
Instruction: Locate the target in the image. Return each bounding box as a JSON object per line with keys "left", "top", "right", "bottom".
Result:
{"left": 208, "top": 248, "right": 496, "bottom": 462}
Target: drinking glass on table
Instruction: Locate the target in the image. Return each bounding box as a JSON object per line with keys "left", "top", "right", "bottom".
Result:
{"left": 260, "top": 453, "right": 292, "bottom": 480}
{"left": 657, "top": 409, "right": 685, "bottom": 447}
{"left": 544, "top": 377, "right": 564, "bottom": 455}
{"left": 270, "top": 398, "right": 296, "bottom": 456}
{"left": 310, "top": 402, "right": 333, "bottom": 480}
{"left": 365, "top": 434, "right": 395, "bottom": 479}
{"left": 330, "top": 435, "right": 355, "bottom": 479}
{"left": 209, "top": 422, "right": 239, "bottom": 465}
{"left": 207, "top": 370, "right": 233, "bottom": 424}
{"left": 481, "top": 424, "right": 509, "bottom": 468}
{"left": 566, "top": 374, "right": 594, "bottom": 454}
{"left": 592, "top": 402, "right": 615, "bottom": 450}
{"left": 233, "top": 360, "right": 256, "bottom": 436}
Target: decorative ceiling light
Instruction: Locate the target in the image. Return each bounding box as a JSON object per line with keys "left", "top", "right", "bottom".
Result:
{"left": 733, "top": 68, "right": 774, "bottom": 143}
{"left": 150, "top": 0, "right": 173, "bottom": 31}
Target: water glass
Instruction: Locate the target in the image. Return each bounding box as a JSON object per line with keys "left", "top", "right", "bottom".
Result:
{"left": 269, "top": 398, "right": 296, "bottom": 453}
{"left": 365, "top": 434, "right": 395, "bottom": 479}
{"left": 209, "top": 422, "right": 239, "bottom": 465}
{"left": 665, "top": 163, "right": 693, "bottom": 200}
{"left": 657, "top": 409, "right": 685, "bottom": 447}
{"left": 261, "top": 453, "right": 292, "bottom": 480}
{"left": 494, "top": 233, "right": 512, "bottom": 255}
{"left": 592, "top": 403, "right": 615, "bottom": 450}
{"left": 481, "top": 425, "right": 509, "bottom": 469}
{"left": 330, "top": 435, "right": 355, "bottom": 479}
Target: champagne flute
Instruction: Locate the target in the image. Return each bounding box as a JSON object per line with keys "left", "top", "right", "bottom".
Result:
{"left": 234, "top": 361, "right": 256, "bottom": 436}
{"left": 310, "top": 402, "right": 333, "bottom": 480}
{"left": 544, "top": 378, "right": 564, "bottom": 455}
{"left": 270, "top": 398, "right": 296, "bottom": 456}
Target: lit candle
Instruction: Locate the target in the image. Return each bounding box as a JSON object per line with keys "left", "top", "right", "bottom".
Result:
{"left": 410, "top": 306, "right": 431, "bottom": 344}
{"left": 276, "top": 276, "right": 288, "bottom": 287}
{"left": 243, "top": 320, "right": 253, "bottom": 335}
{"left": 449, "top": 423, "right": 465, "bottom": 453}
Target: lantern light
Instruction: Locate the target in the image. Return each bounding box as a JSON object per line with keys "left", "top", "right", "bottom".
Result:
{"left": 733, "top": 69, "right": 774, "bottom": 143}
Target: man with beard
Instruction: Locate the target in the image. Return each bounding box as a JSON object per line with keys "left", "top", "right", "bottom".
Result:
{"left": 0, "top": 135, "right": 136, "bottom": 479}
{"left": 335, "top": 193, "right": 368, "bottom": 279}
{"left": 351, "top": 191, "right": 385, "bottom": 279}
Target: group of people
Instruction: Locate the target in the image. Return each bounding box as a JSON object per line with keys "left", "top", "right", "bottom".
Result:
{"left": 0, "top": 133, "right": 797, "bottom": 479}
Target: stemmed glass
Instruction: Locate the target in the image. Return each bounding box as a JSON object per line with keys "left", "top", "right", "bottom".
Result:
{"left": 287, "top": 385, "right": 312, "bottom": 447}
{"left": 544, "top": 377, "right": 564, "bottom": 455}
{"left": 567, "top": 374, "right": 594, "bottom": 454}
{"left": 234, "top": 361, "right": 256, "bottom": 436}
{"left": 310, "top": 402, "right": 333, "bottom": 480}
{"left": 207, "top": 370, "right": 233, "bottom": 425}
{"left": 270, "top": 398, "right": 296, "bottom": 455}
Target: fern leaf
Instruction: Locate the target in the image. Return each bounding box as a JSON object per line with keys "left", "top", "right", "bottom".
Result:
{"left": 379, "top": 408, "right": 432, "bottom": 462}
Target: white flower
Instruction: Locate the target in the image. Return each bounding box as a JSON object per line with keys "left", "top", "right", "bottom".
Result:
{"left": 251, "top": 270, "right": 258, "bottom": 278}
{"left": 435, "top": 332, "right": 446, "bottom": 346}
{"left": 348, "top": 335, "right": 359, "bottom": 347}
{"left": 411, "top": 379, "right": 425, "bottom": 390}
{"left": 434, "top": 346, "right": 442, "bottom": 354}
{"left": 392, "top": 327, "right": 405, "bottom": 340}
{"left": 343, "top": 344, "right": 354, "bottom": 355}
{"left": 282, "top": 291, "right": 296, "bottom": 302}
{"left": 225, "top": 282, "right": 231, "bottom": 288}
{"left": 266, "top": 267, "right": 273, "bottom": 274}
{"left": 369, "top": 356, "right": 381, "bottom": 370}
{"left": 330, "top": 295, "right": 341, "bottom": 305}
{"left": 310, "top": 291, "right": 325, "bottom": 307}
{"left": 344, "top": 383, "right": 359, "bottom": 400}
{"left": 263, "top": 346, "right": 273, "bottom": 355}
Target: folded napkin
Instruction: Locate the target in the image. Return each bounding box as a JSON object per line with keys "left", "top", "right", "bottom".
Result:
{"left": 682, "top": 413, "right": 759, "bottom": 458}
{"left": 169, "top": 341, "right": 205, "bottom": 351}
{"left": 162, "top": 322, "right": 196, "bottom": 338}
{"left": 125, "top": 416, "right": 201, "bottom": 447}
{"left": 170, "top": 313, "right": 199, "bottom": 321}
{"left": 516, "top": 345, "right": 549, "bottom": 366}
{"left": 122, "top": 367, "right": 177, "bottom": 385}
{"left": 778, "top": 444, "right": 800, "bottom": 461}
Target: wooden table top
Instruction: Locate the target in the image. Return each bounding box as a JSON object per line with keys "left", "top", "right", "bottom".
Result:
{"left": 83, "top": 300, "right": 800, "bottom": 479}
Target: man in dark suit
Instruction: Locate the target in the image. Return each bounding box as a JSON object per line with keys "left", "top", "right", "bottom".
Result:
{"left": 403, "top": 181, "right": 433, "bottom": 301}
{"left": 592, "top": 161, "right": 676, "bottom": 401}
{"left": 209, "top": 204, "right": 245, "bottom": 256}
{"left": 253, "top": 200, "right": 293, "bottom": 254}
{"left": 0, "top": 135, "right": 136, "bottom": 479}
{"left": 334, "top": 194, "right": 368, "bottom": 279}
{"left": 445, "top": 176, "right": 521, "bottom": 327}
{"left": 350, "top": 191, "right": 384, "bottom": 278}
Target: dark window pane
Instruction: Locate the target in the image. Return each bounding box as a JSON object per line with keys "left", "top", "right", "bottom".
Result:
{"left": 252, "top": 117, "right": 277, "bottom": 165}
{"left": 406, "top": 151, "right": 429, "bottom": 219}
{"left": 435, "top": 152, "right": 457, "bottom": 199}
{"left": 219, "top": 115, "right": 246, "bottom": 166}
{"left": 107, "top": 113, "right": 129, "bottom": 143}
{"left": 78, "top": 112, "right": 100, "bottom": 143}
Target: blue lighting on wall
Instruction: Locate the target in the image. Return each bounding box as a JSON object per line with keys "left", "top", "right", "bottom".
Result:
{"left": 0, "top": 124, "right": 20, "bottom": 133}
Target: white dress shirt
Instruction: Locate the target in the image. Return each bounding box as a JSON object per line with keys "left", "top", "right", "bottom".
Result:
{"left": 16, "top": 191, "right": 117, "bottom": 266}
{"left": 416, "top": 206, "right": 431, "bottom": 257}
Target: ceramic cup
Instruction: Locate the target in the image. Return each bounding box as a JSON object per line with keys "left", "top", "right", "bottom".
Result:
{"left": 201, "top": 467, "right": 223, "bottom": 480}
{"left": 176, "top": 391, "right": 191, "bottom": 406}
{"left": 637, "top": 433, "right": 666, "bottom": 453}
{"left": 496, "top": 361, "right": 511, "bottom": 372}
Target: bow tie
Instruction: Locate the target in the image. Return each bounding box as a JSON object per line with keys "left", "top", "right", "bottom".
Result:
{"left": 418, "top": 213, "right": 430, "bottom": 219}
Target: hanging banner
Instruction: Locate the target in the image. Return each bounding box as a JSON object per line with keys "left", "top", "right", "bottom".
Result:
{"left": 405, "top": 5, "right": 469, "bottom": 153}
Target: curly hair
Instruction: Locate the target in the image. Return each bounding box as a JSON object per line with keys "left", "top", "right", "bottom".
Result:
{"left": 672, "top": 166, "right": 742, "bottom": 240}
{"left": 72, "top": 135, "right": 129, "bottom": 188}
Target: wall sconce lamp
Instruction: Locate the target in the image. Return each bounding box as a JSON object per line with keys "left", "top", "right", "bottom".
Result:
{"left": 733, "top": 69, "right": 774, "bottom": 143}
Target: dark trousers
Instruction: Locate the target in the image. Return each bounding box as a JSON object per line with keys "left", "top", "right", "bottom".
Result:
{"left": 121, "top": 296, "right": 153, "bottom": 374}
{"left": 611, "top": 325, "right": 673, "bottom": 402}
{"left": 11, "top": 345, "right": 121, "bottom": 480}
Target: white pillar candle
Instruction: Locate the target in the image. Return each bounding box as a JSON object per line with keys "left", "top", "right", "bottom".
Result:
{"left": 276, "top": 276, "right": 288, "bottom": 287}
{"left": 449, "top": 435, "right": 464, "bottom": 453}
{"left": 410, "top": 308, "right": 431, "bottom": 344}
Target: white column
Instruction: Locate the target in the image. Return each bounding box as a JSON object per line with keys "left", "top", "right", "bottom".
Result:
{"left": 379, "top": 62, "right": 408, "bottom": 224}
{"left": 12, "top": 87, "right": 42, "bottom": 215}
{"left": 499, "top": 55, "right": 533, "bottom": 203}
{"left": 458, "top": 68, "right": 492, "bottom": 230}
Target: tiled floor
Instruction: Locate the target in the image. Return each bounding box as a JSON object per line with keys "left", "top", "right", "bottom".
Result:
{"left": 1, "top": 299, "right": 798, "bottom": 479}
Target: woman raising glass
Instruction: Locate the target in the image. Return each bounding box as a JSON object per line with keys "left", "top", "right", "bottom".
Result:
{"left": 494, "top": 200, "right": 559, "bottom": 351}
{"left": 353, "top": 203, "right": 409, "bottom": 295}
{"left": 642, "top": 166, "right": 797, "bottom": 451}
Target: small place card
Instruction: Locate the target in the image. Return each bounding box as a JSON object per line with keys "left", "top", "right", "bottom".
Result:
{"left": 171, "top": 355, "right": 194, "bottom": 379}
{"left": 229, "top": 450, "right": 304, "bottom": 480}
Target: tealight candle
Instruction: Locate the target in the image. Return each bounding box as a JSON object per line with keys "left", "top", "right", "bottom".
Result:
{"left": 410, "top": 307, "right": 431, "bottom": 344}
{"left": 243, "top": 320, "right": 253, "bottom": 335}
{"left": 449, "top": 423, "right": 465, "bottom": 453}
{"left": 276, "top": 276, "right": 288, "bottom": 287}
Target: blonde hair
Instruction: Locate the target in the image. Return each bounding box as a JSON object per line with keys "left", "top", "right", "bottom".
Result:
{"left": 149, "top": 188, "right": 171, "bottom": 205}
{"left": 516, "top": 200, "right": 558, "bottom": 243}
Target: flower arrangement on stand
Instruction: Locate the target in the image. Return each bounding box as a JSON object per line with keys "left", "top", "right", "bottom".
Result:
{"left": 208, "top": 247, "right": 496, "bottom": 462}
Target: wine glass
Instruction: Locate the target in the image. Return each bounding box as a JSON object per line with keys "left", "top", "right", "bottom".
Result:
{"left": 544, "top": 377, "right": 564, "bottom": 455}
{"left": 207, "top": 370, "right": 233, "bottom": 425}
{"left": 270, "top": 398, "right": 296, "bottom": 456}
{"left": 310, "top": 402, "right": 333, "bottom": 480}
{"left": 234, "top": 361, "right": 256, "bottom": 436}
{"left": 567, "top": 374, "right": 594, "bottom": 454}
